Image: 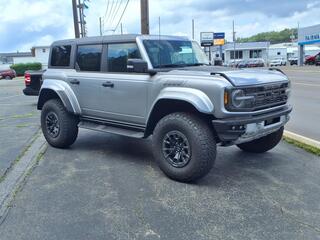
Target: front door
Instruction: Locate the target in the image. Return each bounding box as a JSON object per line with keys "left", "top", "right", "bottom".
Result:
{"left": 99, "top": 43, "right": 150, "bottom": 126}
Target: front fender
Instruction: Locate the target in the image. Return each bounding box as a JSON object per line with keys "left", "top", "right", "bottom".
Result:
{"left": 152, "top": 87, "right": 214, "bottom": 114}
{"left": 38, "top": 79, "right": 81, "bottom": 115}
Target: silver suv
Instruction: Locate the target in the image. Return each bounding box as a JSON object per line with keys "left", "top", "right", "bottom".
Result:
{"left": 38, "top": 35, "right": 292, "bottom": 182}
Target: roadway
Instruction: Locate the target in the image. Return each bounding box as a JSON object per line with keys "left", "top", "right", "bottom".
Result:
{"left": 280, "top": 66, "right": 320, "bottom": 141}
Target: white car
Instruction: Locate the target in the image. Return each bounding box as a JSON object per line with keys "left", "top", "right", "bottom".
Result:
{"left": 270, "top": 58, "right": 287, "bottom": 67}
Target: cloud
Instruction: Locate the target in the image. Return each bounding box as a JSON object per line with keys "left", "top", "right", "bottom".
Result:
{"left": 0, "top": 0, "right": 320, "bottom": 52}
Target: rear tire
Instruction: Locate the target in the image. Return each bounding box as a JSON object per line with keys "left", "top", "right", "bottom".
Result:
{"left": 41, "top": 99, "right": 79, "bottom": 148}
{"left": 152, "top": 112, "right": 216, "bottom": 183}
{"left": 5, "top": 76, "right": 12, "bottom": 80}
{"left": 237, "top": 127, "right": 284, "bottom": 153}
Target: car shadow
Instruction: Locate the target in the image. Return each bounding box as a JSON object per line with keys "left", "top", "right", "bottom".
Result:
{"left": 70, "top": 130, "right": 285, "bottom": 187}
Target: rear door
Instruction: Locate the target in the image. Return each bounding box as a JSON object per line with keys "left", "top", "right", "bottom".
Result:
{"left": 67, "top": 44, "right": 105, "bottom": 117}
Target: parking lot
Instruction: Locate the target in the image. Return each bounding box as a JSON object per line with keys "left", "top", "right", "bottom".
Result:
{"left": 0, "top": 67, "right": 319, "bottom": 239}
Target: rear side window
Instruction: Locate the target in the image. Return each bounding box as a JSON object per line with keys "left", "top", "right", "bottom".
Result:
{"left": 76, "top": 45, "right": 102, "bottom": 72}
{"left": 51, "top": 45, "right": 71, "bottom": 67}
{"left": 107, "top": 43, "right": 141, "bottom": 72}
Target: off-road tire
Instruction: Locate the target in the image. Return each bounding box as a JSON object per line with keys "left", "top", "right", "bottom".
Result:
{"left": 237, "top": 127, "right": 284, "bottom": 153}
{"left": 41, "top": 99, "right": 79, "bottom": 148}
{"left": 152, "top": 112, "right": 216, "bottom": 183}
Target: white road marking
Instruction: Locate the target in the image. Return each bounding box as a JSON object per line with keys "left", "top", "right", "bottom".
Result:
{"left": 292, "top": 82, "right": 320, "bottom": 87}
{"left": 284, "top": 130, "right": 320, "bottom": 149}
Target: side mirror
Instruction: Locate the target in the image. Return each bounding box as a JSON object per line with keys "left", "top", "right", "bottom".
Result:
{"left": 127, "top": 59, "right": 148, "bottom": 73}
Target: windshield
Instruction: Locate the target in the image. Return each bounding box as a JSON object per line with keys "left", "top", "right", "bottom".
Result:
{"left": 143, "top": 39, "right": 210, "bottom": 68}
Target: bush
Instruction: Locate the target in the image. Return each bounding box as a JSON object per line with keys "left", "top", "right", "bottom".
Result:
{"left": 10, "top": 62, "right": 42, "bottom": 76}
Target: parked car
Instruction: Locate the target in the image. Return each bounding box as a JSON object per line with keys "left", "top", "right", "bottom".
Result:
{"left": 0, "top": 68, "right": 16, "bottom": 80}
{"left": 37, "top": 35, "right": 292, "bottom": 182}
{"left": 305, "top": 52, "right": 320, "bottom": 65}
{"left": 237, "top": 60, "right": 249, "bottom": 68}
{"left": 288, "top": 57, "right": 298, "bottom": 65}
{"left": 23, "top": 70, "right": 44, "bottom": 96}
{"left": 270, "top": 57, "right": 287, "bottom": 67}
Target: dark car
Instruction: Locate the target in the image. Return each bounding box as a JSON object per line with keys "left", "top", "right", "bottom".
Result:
{"left": 0, "top": 68, "right": 16, "bottom": 80}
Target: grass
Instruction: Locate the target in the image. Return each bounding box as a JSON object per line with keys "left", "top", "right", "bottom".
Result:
{"left": 11, "top": 113, "right": 35, "bottom": 119}
{"left": 16, "top": 124, "right": 30, "bottom": 128}
{"left": 283, "top": 136, "right": 320, "bottom": 156}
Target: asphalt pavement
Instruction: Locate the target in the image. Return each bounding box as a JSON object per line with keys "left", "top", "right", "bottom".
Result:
{"left": 0, "top": 68, "right": 319, "bottom": 240}
{"left": 0, "top": 79, "right": 40, "bottom": 177}
{"left": 0, "top": 130, "right": 319, "bottom": 240}
{"left": 280, "top": 66, "right": 320, "bottom": 141}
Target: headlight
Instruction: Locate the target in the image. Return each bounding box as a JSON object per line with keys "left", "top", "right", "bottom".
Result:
{"left": 231, "top": 89, "right": 246, "bottom": 108}
{"left": 225, "top": 88, "right": 255, "bottom": 111}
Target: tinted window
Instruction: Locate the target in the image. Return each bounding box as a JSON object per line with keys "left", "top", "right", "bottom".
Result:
{"left": 51, "top": 45, "right": 71, "bottom": 67}
{"left": 107, "top": 43, "right": 141, "bottom": 72}
{"left": 77, "top": 45, "right": 102, "bottom": 71}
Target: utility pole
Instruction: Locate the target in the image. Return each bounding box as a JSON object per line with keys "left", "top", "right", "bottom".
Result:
{"left": 140, "top": 0, "right": 150, "bottom": 34}
{"left": 232, "top": 20, "right": 236, "bottom": 67}
{"left": 158, "top": 16, "right": 161, "bottom": 36}
{"left": 121, "top": 23, "right": 123, "bottom": 35}
{"left": 99, "top": 17, "right": 103, "bottom": 36}
{"left": 192, "top": 19, "right": 195, "bottom": 40}
{"left": 72, "top": 0, "right": 80, "bottom": 38}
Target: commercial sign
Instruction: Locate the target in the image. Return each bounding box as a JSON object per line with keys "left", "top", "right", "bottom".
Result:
{"left": 298, "top": 24, "right": 320, "bottom": 45}
{"left": 213, "top": 32, "right": 225, "bottom": 46}
{"left": 201, "top": 32, "right": 214, "bottom": 47}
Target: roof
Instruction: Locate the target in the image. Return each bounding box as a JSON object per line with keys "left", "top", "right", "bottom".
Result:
{"left": 0, "top": 52, "right": 32, "bottom": 58}
{"left": 224, "top": 42, "right": 270, "bottom": 51}
{"left": 52, "top": 34, "right": 190, "bottom": 46}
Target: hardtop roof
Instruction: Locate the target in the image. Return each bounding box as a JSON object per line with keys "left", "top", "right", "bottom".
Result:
{"left": 51, "top": 34, "right": 190, "bottom": 46}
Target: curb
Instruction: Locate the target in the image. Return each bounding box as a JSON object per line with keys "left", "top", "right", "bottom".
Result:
{"left": 284, "top": 130, "right": 320, "bottom": 150}
{"left": 0, "top": 131, "right": 47, "bottom": 221}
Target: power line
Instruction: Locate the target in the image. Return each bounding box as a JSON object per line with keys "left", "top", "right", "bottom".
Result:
{"left": 110, "top": 0, "right": 123, "bottom": 27}
{"left": 105, "top": 0, "right": 116, "bottom": 28}
{"left": 103, "top": 0, "right": 110, "bottom": 21}
{"left": 114, "top": 0, "right": 130, "bottom": 32}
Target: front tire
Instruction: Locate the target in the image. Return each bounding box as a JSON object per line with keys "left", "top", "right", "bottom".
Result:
{"left": 152, "top": 113, "right": 216, "bottom": 183}
{"left": 41, "top": 99, "right": 79, "bottom": 148}
{"left": 237, "top": 127, "right": 284, "bottom": 153}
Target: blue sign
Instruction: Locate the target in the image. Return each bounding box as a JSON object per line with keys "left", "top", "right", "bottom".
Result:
{"left": 214, "top": 32, "right": 225, "bottom": 39}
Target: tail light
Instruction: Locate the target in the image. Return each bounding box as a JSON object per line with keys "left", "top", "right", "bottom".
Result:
{"left": 25, "top": 73, "right": 31, "bottom": 86}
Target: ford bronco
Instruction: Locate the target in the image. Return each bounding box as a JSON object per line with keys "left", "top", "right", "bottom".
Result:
{"left": 38, "top": 35, "right": 292, "bottom": 182}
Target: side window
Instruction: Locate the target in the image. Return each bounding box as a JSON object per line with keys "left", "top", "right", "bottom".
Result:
{"left": 107, "top": 43, "right": 141, "bottom": 72}
{"left": 76, "top": 45, "right": 102, "bottom": 72}
{"left": 51, "top": 45, "right": 71, "bottom": 67}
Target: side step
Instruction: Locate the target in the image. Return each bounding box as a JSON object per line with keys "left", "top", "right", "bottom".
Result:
{"left": 79, "top": 120, "right": 145, "bottom": 138}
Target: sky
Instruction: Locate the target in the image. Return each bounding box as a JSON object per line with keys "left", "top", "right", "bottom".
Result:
{"left": 0, "top": 0, "right": 320, "bottom": 52}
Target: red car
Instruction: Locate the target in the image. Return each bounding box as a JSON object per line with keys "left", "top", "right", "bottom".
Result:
{"left": 305, "top": 52, "right": 320, "bottom": 65}
{"left": 0, "top": 69, "right": 16, "bottom": 80}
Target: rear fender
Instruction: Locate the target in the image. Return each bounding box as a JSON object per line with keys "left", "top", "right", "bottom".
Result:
{"left": 37, "top": 79, "right": 81, "bottom": 115}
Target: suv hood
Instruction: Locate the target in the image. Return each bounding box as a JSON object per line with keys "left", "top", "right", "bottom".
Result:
{"left": 166, "top": 66, "right": 289, "bottom": 87}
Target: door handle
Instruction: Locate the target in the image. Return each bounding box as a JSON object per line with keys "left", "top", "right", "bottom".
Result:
{"left": 70, "top": 79, "right": 80, "bottom": 85}
{"left": 102, "top": 82, "right": 114, "bottom": 88}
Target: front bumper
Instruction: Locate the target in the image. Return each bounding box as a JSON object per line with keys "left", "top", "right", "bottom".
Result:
{"left": 212, "top": 105, "right": 292, "bottom": 145}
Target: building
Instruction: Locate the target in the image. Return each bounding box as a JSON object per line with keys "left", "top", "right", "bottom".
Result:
{"left": 298, "top": 24, "right": 320, "bottom": 65}
{"left": 270, "top": 42, "right": 320, "bottom": 61}
{"left": 0, "top": 52, "right": 33, "bottom": 65}
{"left": 223, "top": 42, "right": 270, "bottom": 65}
{"left": 12, "top": 46, "right": 50, "bottom": 69}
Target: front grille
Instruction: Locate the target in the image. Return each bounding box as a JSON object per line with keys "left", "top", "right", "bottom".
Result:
{"left": 243, "top": 83, "right": 289, "bottom": 111}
